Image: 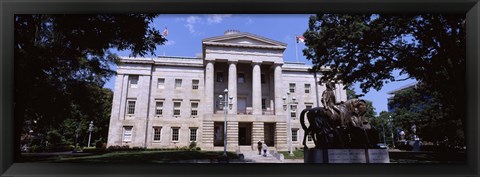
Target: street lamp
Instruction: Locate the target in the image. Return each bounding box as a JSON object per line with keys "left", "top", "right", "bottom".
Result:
{"left": 388, "top": 115, "right": 395, "bottom": 149}
{"left": 382, "top": 121, "right": 387, "bottom": 145}
{"left": 88, "top": 121, "right": 94, "bottom": 147}
{"left": 75, "top": 126, "right": 80, "bottom": 151}
{"left": 283, "top": 92, "right": 296, "bottom": 157}
{"left": 218, "top": 89, "right": 233, "bottom": 157}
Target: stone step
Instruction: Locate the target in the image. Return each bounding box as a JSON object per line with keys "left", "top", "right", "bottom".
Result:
{"left": 239, "top": 150, "right": 282, "bottom": 163}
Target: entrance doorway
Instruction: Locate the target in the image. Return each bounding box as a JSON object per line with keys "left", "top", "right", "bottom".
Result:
{"left": 214, "top": 122, "right": 224, "bottom": 146}
{"left": 238, "top": 122, "right": 252, "bottom": 145}
{"left": 237, "top": 97, "right": 247, "bottom": 114}
{"left": 264, "top": 123, "right": 275, "bottom": 146}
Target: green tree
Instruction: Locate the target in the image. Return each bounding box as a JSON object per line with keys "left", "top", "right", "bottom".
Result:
{"left": 303, "top": 14, "right": 465, "bottom": 146}
{"left": 15, "top": 14, "right": 166, "bottom": 157}
{"left": 345, "top": 84, "right": 364, "bottom": 100}
{"left": 389, "top": 86, "right": 462, "bottom": 146}
{"left": 370, "top": 111, "right": 394, "bottom": 146}
{"left": 363, "top": 100, "right": 377, "bottom": 122}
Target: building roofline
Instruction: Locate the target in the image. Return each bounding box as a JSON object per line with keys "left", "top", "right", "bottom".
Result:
{"left": 202, "top": 32, "right": 287, "bottom": 47}
{"left": 157, "top": 55, "right": 201, "bottom": 60}
{"left": 387, "top": 82, "right": 418, "bottom": 94}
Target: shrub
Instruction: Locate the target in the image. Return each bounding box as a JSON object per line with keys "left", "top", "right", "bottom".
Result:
{"left": 107, "top": 145, "right": 130, "bottom": 152}
{"left": 95, "top": 141, "right": 106, "bottom": 149}
{"left": 29, "top": 145, "right": 45, "bottom": 153}
{"left": 132, "top": 147, "right": 145, "bottom": 151}
{"left": 65, "top": 144, "right": 75, "bottom": 151}
{"left": 195, "top": 147, "right": 201, "bottom": 151}
{"left": 189, "top": 142, "right": 197, "bottom": 149}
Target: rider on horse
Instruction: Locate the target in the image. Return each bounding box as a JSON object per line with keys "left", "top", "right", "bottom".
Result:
{"left": 321, "top": 82, "right": 342, "bottom": 126}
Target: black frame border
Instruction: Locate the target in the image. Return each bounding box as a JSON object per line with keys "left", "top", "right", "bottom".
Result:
{"left": 1, "top": 0, "right": 479, "bottom": 177}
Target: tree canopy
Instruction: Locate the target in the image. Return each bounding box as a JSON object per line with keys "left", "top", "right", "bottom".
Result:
{"left": 15, "top": 14, "right": 166, "bottom": 155}
{"left": 388, "top": 86, "right": 464, "bottom": 146}
{"left": 303, "top": 14, "right": 465, "bottom": 146}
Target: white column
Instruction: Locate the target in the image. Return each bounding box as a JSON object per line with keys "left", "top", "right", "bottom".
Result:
{"left": 228, "top": 61, "right": 237, "bottom": 115}
{"left": 252, "top": 62, "right": 262, "bottom": 115}
{"left": 273, "top": 63, "right": 284, "bottom": 115}
{"left": 119, "top": 75, "right": 129, "bottom": 119}
{"left": 205, "top": 60, "right": 215, "bottom": 114}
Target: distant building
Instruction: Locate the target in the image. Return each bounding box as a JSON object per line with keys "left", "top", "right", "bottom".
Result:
{"left": 107, "top": 30, "right": 347, "bottom": 151}
{"left": 387, "top": 82, "right": 418, "bottom": 112}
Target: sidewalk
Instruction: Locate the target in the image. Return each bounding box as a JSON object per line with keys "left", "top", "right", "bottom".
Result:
{"left": 241, "top": 150, "right": 282, "bottom": 163}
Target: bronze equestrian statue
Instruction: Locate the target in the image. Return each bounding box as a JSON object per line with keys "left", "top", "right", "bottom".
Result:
{"left": 300, "top": 98, "right": 380, "bottom": 149}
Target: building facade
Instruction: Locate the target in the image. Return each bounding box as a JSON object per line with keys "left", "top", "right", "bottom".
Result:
{"left": 107, "top": 30, "right": 347, "bottom": 151}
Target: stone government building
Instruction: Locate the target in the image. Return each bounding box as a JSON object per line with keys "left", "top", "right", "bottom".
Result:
{"left": 107, "top": 30, "right": 347, "bottom": 151}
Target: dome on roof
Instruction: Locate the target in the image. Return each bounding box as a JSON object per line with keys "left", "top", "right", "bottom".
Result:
{"left": 224, "top": 29, "right": 240, "bottom": 35}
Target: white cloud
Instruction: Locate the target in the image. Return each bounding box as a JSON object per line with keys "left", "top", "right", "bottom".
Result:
{"left": 164, "top": 40, "right": 175, "bottom": 46}
{"left": 184, "top": 16, "right": 202, "bottom": 34}
{"left": 186, "top": 16, "right": 201, "bottom": 24}
{"left": 283, "top": 35, "right": 293, "bottom": 42}
{"left": 244, "top": 17, "right": 253, "bottom": 25}
{"left": 177, "top": 15, "right": 231, "bottom": 35}
{"left": 206, "top": 14, "right": 232, "bottom": 24}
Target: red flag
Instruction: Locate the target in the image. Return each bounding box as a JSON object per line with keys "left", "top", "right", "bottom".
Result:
{"left": 162, "top": 27, "right": 169, "bottom": 37}
{"left": 296, "top": 36, "right": 305, "bottom": 43}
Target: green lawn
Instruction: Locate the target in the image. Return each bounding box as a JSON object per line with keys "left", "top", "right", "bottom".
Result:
{"left": 22, "top": 151, "right": 238, "bottom": 163}
{"left": 279, "top": 150, "right": 304, "bottom": 160}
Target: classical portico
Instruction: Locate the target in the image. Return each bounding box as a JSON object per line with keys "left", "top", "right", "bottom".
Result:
{"left": 202, "top": 30, "right": 288, "bottom": 151}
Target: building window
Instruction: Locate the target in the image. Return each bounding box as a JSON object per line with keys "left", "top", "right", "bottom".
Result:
{"left": 238, "top": 73, "right": 245, "bottom": 83}
{"left": 192, "top": 80, "right": 199, "bottom": 90}
{"left": 289, "top": 83, "right": 296, "bottom": 93}
{"left": 217, "top": 72, "right": 224, "bottom": 82}
{"left": 157, "top": 78, "right": 165, "bottom": 89}
{"left": 306, "top": 103, "right": 313, "bottom": 110}
{"left": 127, "top": 100, "right": 136, "bottom": 115}
{"left": 175, "top": 79, "right": 182, "bottom": 89}
{"left": 261, "top": 99, "right": 266, "bottom": 110}
{"left": 153, "top": 127, "right": 161, "bottom": 141}
{"left": 191, "top": 102, "right": 198, "bottom": 116}
{"left": 129, "top": 75, "right": 139, "bottom": 88}
{"left": 290, "top": 105, "right": 297, "bottom": 118}
{"left": 261, "top": 74, "right": 266, "bottom": 84}
{"left": 190, "top": 128, "right": 197, "bottom": 142}
{"left": 307, "top": 134, "right": 313, "bottom": 141}
{"left": 172, "top": 128, "right": 179, "bottom": 141}
{"left": 292, "top": 129, "right": 298, "bottom": 142}
{"left": 155, "top": 101, "right": 163, "bottom": 116}
{"left": 173, "top": 102, "right": 181, "bottom": 116}
{"left": 123, "top": 126, "right": 133, "bottom": 142}
{"left": 305, "top": 84, "right": 311, "bottom": 94}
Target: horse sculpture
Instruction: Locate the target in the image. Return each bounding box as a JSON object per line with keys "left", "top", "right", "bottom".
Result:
{"left": 300, "top": 98, "right": 379, "bottom": 149}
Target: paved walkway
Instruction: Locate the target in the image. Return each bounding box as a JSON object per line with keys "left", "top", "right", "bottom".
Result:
{"left": 241, "top": 150, "right": 282, "bottom": 163}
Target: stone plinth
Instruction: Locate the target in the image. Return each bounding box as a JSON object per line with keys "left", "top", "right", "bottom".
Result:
{"left": 304, "top": 149, "right": 390, "bottom": 163}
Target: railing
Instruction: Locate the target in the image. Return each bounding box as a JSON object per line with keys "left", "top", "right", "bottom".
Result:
{"left": 215, "top": 108, "right": 274, "bottom": 115}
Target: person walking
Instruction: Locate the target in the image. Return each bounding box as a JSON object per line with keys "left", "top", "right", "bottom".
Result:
{"left": 262, "top": 143, "right": 268, "bottom": 157}
{"left": 257, "top": 140, "right": 263, "bottom": 155}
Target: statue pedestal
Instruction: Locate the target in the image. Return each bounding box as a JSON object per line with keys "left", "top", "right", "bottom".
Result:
{"left": 304, "top": 149, "right": 328, "bottom": 163}
{"left": 304, "top": 149, "right": 390, "bottom": 163}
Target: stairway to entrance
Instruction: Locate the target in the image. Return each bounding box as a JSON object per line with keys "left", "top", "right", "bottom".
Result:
{"left": 240, "top": 150, "right": 282, "bottom": 163}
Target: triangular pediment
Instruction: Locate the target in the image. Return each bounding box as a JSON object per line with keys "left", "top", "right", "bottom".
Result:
{"left": 202, "top": 32, "right": 287, "bottom": 48}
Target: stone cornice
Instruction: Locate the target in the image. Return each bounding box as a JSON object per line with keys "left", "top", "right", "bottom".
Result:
{"left": 202, "top": 32, "right": 287, "bottom": 47}
{"left": 119, "top": 59, "right": 154, "bottom": 64}
{"left": 119, "top": 57, "right": 203, "bottom": 68}
{"left": 203, "top": 41, "right": 286, "bottom": 50}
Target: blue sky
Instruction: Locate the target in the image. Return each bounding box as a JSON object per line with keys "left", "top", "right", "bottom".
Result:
{"left": 105, "top": 14, "right": 416, "bottom": 115}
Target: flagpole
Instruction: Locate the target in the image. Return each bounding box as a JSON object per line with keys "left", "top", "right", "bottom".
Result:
{"left": 162, "top": 26, "right": 168, "bottom": 56}
{"left": 295, "top": 35, "right": 299, "bottom": 62}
